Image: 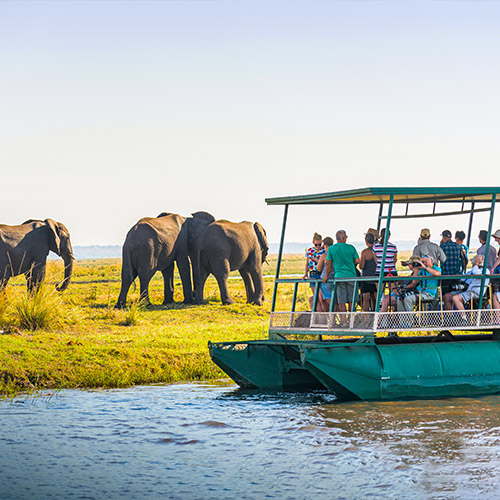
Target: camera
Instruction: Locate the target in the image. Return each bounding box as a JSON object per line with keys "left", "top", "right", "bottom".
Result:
{"left": 413, "top": 262, "right": 422, "bottom": 267}
{"left": 451, "top": 282, "right": 468, "bottom": 292}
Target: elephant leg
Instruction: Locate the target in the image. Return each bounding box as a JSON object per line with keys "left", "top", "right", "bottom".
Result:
{"left": 138, "top": 271, "right": 154, "bottom": 306}
{"left": 0, "top": 265, "right": 12, "bottom": 292}
{"left": 194, "top": 263, "right": 210, "bottom": 305}
{"left": 239, "top": 267, "right": 255, "bottom": 304}
{"left": 176, "top": 255, "right": 193, "bottom": 304}
{"left": 116, "top": 260, "right": 138, "bottom": 309}
{"left": 249, "top": 264, "right": 265, "bottom": 306}
{"left": 214, "top": 261, "right": 234, "bottom": 305}
{"left": 26, "top": 263, "right": 45, "bottom": 294}
{"left": 161, "top": 265, "right": 175, "bottom": 304}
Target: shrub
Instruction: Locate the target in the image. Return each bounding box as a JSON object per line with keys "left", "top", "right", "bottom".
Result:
{"left": 14, "top": 285, "right": 65, "bottom": 331}
{"left": 122, "top": 299, "right": 146, "bottom": 326}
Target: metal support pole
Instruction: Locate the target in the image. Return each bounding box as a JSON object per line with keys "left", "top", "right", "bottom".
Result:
{"left": 291, "top": 282, "right": 299, "bottom": 312}
{"left": 479, "top": 194, "right": 496, "bottom": 309}
{"left": 466, "top": 202, "right": 475, "bottom": 249}
{"left": 271, "top": 204, "right": 289, "bottom": 312}
{"left": 376, "top": 203, "right": 383, "bottom": 232}
{"left": 375, "top": 194, "right": 394, "bottom": 312}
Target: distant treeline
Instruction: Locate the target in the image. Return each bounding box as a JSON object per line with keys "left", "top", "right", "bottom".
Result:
{"left": 54, "top": 241, "right": 419, "bottom": 260}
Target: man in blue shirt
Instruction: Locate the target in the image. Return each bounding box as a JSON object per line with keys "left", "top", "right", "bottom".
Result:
{"left": 397, "top": 255, "right": 441, "bottom": 312}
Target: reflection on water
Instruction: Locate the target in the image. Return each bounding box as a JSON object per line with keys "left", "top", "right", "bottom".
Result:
{"left": 0, "top": 383, "right": 498, "bottom": 499}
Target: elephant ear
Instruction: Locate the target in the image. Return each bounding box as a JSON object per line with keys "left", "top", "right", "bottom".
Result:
{"left": 44, "top": 218, "right": 61, "bottom": 255}
{"left": 192, "top": 211, "right": 215, "bottom": 224}
{"left": 254, "top": 222, "right": 268, "bottom": 261}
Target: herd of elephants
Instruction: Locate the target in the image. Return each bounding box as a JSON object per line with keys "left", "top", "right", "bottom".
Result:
{"left": 0, "top": 212, "right": 269, "bottom": 307}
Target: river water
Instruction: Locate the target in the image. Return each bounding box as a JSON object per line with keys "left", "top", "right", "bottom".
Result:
{"left": 0, "top": 383, "right": 498, "bottom": 499}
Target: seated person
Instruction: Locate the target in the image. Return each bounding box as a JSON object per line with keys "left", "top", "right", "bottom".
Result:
{"left": 444, "top": 254, "right": 490, "bottom": 312}
{"left": 397, "top": 255, "right": 441, "bottom": 312}
{"left": 380, "top": 257, "right": 419, "bottom": 312}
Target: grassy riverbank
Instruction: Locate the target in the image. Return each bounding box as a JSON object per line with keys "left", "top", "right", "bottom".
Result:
{"left": 0, "top": 254, "right": 308, "bottom": 396}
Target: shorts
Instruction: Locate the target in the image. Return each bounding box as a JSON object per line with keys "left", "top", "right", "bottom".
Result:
{"left": 321, "top": 282, "right": 333, "bottom": 300}
{"left": 336, "top": 282, "right": 355, "bottom": 304}
{"left": 360, "top": 280, "right": 377, "bottom": 294}
{"left": 309, "top": 271, "right": 321, "bottom": 289}
{"left": 452, "top": 289, "right": 479, "bottom": 303}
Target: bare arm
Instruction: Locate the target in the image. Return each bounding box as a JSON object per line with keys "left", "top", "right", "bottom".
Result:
{"left": 359, "top": 249, "right": 367, "bottom": 270}
{"left": 317, "top": 254, "right": 326, "bottom": 273}
{"left": 323, "top": 260, "right": 332, "bottom": 283}
{"left": 423, "top": 265, "right": 441, "bottom": 277}
{"left": 303, "top": 258, "right": 309, "bottom": 279}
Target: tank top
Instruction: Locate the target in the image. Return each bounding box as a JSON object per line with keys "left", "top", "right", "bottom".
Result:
{"left": 362, "top": 253, "right": 377, "bottom": 276}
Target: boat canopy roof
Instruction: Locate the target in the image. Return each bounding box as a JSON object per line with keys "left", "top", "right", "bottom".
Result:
{"left": 266, "top": 187, "right": 500, "bottom": 206}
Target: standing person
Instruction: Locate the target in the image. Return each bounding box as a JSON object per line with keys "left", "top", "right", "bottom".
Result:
{"left": 413, "top": 228, "right": 447, "bottom": 267}
{"left": 323, "top": 230, "right": 360, "bottom": 313}
{"left": 303, "top": 233, "right": 325, "bottom": 310}
{"left": 440, "top": 229, "right": 464, "bottom": 295}
{"left": 315, "top": 237, "right": 335, "bottom": 312}
{"left": 373, "top": 228, "right": 398, "bottom": 277}
{"left": 359, "top": 232, "right": 377, "bottom": 311}
{"left": 455, "top": 230, "right": 469, "bottom": 269}
{"left": 477, "top": 230, "right": 497, "bottom": 271}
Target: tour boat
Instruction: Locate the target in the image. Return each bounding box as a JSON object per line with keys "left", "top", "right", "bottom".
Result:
{"left": 208, "top": 187, "right": 500, "bottom": 401}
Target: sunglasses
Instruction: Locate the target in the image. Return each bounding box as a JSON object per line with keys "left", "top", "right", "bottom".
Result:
{"left": 314, "top": 243, "right": 322, "bottom": 248}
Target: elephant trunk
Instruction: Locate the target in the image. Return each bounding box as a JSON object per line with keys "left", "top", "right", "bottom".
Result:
{"left": 56, "top": 246, "right": 74, "bottom": 292}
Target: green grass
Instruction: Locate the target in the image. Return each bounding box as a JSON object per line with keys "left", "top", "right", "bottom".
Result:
{"left": 0, "top": 255, "right": 308, "bottom": 396}
{"left": 0, "top": 251, "right": 422, "bottom": 396}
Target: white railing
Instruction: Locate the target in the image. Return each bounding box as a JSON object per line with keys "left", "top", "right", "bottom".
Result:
{"left": 270, "top": 310, "right": 500, "bottom": 334}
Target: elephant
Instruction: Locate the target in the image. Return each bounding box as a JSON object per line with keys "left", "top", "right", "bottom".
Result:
{"left": 0, "top": 219, "right": 74, "bottom": 293}
{"left": 194, "top": 220, "right": 269, "bottom": 305}
{"left": 116, "top": 211, "right": 215, "bottom": 308}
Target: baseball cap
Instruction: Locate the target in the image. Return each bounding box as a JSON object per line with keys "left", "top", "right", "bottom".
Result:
{"left": 420, "top": 228, "right": 431, "bottom": 238}
{"left": 441, "top": 230, "right": 452, "bottom": 238}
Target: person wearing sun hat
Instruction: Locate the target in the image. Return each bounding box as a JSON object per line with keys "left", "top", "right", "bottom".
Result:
{"left": 413, "top": 228, "right": 447, "bottom": 267}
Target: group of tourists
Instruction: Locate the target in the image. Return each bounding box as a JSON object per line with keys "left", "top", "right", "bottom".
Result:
{"left": 303, "top": 228, "right": 500, "bottom": 314}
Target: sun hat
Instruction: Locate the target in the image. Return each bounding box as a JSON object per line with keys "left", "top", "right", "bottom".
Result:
{"left": 493, "top": 229, "right": 500, "bottom": 239}
{"left": 402, "top": 255, "right": 423, "bottom": 266}
{"left": 365, "top": 228, "right": 379, "bottom": 240}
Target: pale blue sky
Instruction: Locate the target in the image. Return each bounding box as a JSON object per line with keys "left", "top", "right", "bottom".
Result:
{"left": 1, "top": 1, "right": 499, "bottom": 246}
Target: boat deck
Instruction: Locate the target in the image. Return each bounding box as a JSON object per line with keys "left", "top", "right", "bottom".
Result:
{"left": 270, "top": 309, "right": 500, "bottom": 335}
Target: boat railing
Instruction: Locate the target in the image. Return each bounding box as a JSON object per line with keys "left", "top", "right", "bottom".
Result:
{"left": 270, "top": 274, "right": 500, "bottom": 336}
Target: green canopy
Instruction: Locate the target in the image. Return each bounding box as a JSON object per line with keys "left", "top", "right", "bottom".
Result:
{"left": 266, "top": 187, "right": 500, "bottom": 206}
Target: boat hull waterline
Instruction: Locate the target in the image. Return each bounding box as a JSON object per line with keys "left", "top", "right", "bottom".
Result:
{"left": 208, "top": 338, "right": 500, "bottom": 401}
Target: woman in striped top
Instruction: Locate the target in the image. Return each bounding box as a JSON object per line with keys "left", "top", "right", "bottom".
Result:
{"left": 372, "top": 228, "right": 398, "bottom": 276}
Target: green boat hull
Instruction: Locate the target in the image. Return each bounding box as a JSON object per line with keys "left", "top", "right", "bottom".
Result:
{"left": 209, "top": 336, "right": 500, "bottom": 401}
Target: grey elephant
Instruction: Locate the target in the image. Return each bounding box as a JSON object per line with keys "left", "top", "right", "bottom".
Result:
{"left": 0, "top": 219, "right": 74, "bottom": 293}
{"left": 116, "top": 211, "right": 215, "bottom": 308}
{"left": 194, "top": 220, "right": 268, "bottom": 305}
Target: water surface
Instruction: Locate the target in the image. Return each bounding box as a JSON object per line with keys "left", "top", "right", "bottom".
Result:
{"left": 0, "top": 383, "right": 499, "bottom": 499}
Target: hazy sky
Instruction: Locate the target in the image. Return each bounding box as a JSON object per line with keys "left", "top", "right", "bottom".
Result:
{"left": 1, "top": 1, "right": 499, "bottom": 247}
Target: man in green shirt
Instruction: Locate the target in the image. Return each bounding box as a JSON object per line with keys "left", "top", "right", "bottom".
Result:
{"left": 323, "top": 230, "right": 360, "bottom": 313}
